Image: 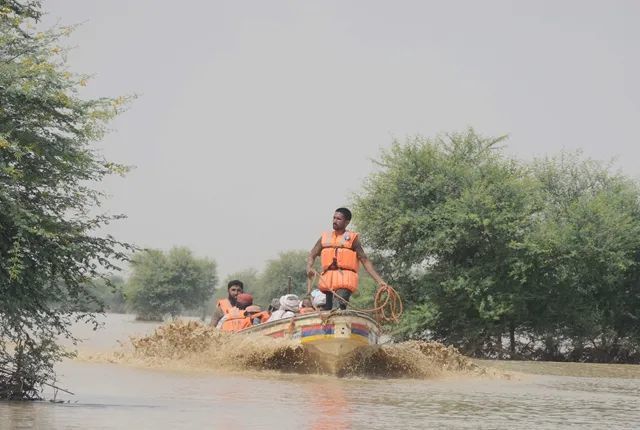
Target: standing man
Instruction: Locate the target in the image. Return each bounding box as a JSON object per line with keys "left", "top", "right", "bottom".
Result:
{"left": 306, "top": 207, "right": 388, "bottom": 310}
{"left": 211, "top": 279, "right": 244, "bottom": 327}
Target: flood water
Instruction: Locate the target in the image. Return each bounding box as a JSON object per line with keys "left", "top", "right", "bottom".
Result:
{"left": 1, "top": 314, "right": 639, "bottom": 429}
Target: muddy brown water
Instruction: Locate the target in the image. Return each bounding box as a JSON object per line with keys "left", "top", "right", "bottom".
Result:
{"left": 1, "top": 314, "right": 639, "bottom": 429}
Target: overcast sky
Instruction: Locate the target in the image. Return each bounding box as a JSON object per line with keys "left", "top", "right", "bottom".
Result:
{"left": 43, "top": 0, "right": 639, "bottom": 277}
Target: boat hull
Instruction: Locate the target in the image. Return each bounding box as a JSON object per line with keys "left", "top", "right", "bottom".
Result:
{"left": 240, "top": 310, "right": 380, "bottom": 373}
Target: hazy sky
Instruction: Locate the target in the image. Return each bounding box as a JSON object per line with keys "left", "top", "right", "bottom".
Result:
{"left": 43, "top": 0, "right": 639, "bottom": 277}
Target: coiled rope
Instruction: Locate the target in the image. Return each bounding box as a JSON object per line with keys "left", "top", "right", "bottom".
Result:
{"left": 307, "top": 272, "right": 403, "bottom": 324}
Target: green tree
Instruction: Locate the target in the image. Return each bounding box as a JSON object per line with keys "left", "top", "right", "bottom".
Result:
{"left": 215, "top": 268, "right": 260, "bottom": 301}
{"left": 354, "top": 130, "right": 542, "bottom": 354}
{"left": 0, "top": 1, "right": 132, "bottom": 399}
{"left": 253, "top": 250, "right": 309, "bottom": 305}
{"left": 81, "top": 276, "right": 127, "bottom": 313}
{"left": 355, "top": 131, "right": 640, "bottom": 362}
{"left": 513, "top": 154, "right": 640, "bottom": 361}
{"left": 126, "top": 247, "right": 218, "bottom": 320}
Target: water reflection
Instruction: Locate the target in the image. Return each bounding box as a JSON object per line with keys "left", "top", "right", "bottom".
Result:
{"left": 309, "top": 381, "right": 351, "bottom": 430}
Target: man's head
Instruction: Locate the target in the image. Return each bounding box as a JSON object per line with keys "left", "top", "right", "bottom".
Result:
{"left": 301, "top": 298, "right": 312, "bottom": 308}
{"left": 236, "top": 293, "right": 253, "bottom": 310}
{"left": 245, "top": 305, "right": 261, "bottom": 315}
{"left": 268, "top": 298, "right": 280, "bottom": 312}
{"left": 312, "top": 293, "right": 326, "bottom": 309}
{"left": 279, "top": 294, "right": 301, "bottom": 312}
{"left": 227, "top": 280, "right": 244, "bottom": 302}
{"left": 332, "top": 207, "right": 352, "bottom": 232}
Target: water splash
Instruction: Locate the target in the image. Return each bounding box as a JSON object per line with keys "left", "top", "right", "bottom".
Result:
{"left": 84, "top": 320, "right": 496, "bottom": 379}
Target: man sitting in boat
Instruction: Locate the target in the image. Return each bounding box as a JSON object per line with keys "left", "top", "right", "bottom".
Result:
{"left": 306, "top": 207, "right": 388, "bottom": 310}
{"left": 245, "top": 305, "right": 269, "bottom": 325}
{"left": 266, "top": 294, "right": 300, "bottom": 322}
{"left": 268, "top": 298, "right": 280, "bottom": 313}
{"left": 299, "top": 298, "right": 315, "bottom": 314}
{"left": 218, "top": 293, "right": 254, "bottom": 332}
{"left": 211, "top": 279, "right": 245, "bottom": 327}
{"left": 311, "top": 290, "right": 326, "bottom": 310}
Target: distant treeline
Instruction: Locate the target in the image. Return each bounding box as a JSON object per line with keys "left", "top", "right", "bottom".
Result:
{"left": 97, "top": 248, "right": 378, "bottom": 322}
{"left": 85, "top": 247, "right": 218, "bottom": 321}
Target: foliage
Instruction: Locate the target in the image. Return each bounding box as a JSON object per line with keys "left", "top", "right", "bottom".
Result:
{"left": 0, "top": 1, "right": 132, "bottom": 398}
{"left": 515, "top": 154, "right": 640, "bottom": 361}
{"left": 215, "top": 268, "right": 260, "bottom": 301}
{"left": 82, "top": 276, "right": 127, "bottom": 313}
{"left": 354, "top": 130, "right": 640, "bottom": 362}
{"left": 125, "top": 247, "right": 218, "bottom": 320}
{"left": 253, "top": 250, "right": 310, "bottom": 305}
{"left": 219, "top": 251, "right": 323, "bottom": 307}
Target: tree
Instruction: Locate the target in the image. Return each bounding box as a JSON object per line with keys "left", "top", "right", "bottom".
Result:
{"left": 513, "top": 154, "right": 640, "bottom": 361}
{"left": 354, "top": 130, "right": 540, "bottom": 354}
{"left": 0, "top": 1, "right": 132, "bottom": 398}
{"left": 354, "top": 130, "right": 640, "bottom": 362}
{"left": 81, "top": 276, "right": 127, "bottom": 313}
{"left": 253, "top": 250, "right": 309, "bottom": 305}
{"left": 126, "top": 247, "right": 218, "bottom": 320}
{"left": 215, "top": 268, "right": 260, "bottom": 301}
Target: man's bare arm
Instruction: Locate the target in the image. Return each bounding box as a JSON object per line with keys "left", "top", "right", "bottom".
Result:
{"left": 210, "top": 306, "right": 224, "bottom": 327}
{"left": 306, "top": 238, "right": 322, "bottom": 278}
{"left": 353, "top": 237, "right": 387, "bottom": 287}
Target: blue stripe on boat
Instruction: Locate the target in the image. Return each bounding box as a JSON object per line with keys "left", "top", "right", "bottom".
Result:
{"left": 351, "top": 328, "right": 369, "bottom": 337}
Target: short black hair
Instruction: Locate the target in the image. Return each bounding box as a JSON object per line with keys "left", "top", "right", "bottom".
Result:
{"left": 335, "top": 207, "right": 352, "bottom": 221}
{"left": 227, "top": 280, "right": 244, "bottom": 290}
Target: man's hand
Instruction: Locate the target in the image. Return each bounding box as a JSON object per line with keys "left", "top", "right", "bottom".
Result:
{"left": 306, "top": 268, "right": 318, "bottom": 279}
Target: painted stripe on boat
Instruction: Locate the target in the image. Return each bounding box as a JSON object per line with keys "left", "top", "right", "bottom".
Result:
{"left": 300, "top": 334, "right": 369, "bottom": 344}
{"left": 351, "top": 323, "right": 369, "bottom": 332}
{"left": 301, "top": 324, "right": 334, "bottom": 337}
{"left": 351, "top": 327, "right": 369, "bottom": 337}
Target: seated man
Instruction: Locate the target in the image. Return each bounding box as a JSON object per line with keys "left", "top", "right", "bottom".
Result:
{"left": 218, "top": 293, "right": 254, "bottom": 332}
{"left": 245, "top": 305, "right": 269, "bottom": 325}
{"left": 299, "top": 298, "right": 315, "bottom": 314}
{"left": 311, "top": 291, "right": 326, "bottom": 310}
{"left": 266, "top": 294, "right": 300, "bottom": 322}
{"left": 211, "top": 279, "right": 244, "bottom": 327}
{"left": 268, "top": 298, "right": 280, "bottom": 313}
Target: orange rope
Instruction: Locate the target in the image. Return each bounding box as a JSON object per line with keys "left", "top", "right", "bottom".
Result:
{"left": 308, "top": 272, "right": 403, "bottom": 324}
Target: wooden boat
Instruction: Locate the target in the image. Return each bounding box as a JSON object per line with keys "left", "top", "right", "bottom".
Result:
{"left": 239, "top": 310, "right": 380, "bottom": 373}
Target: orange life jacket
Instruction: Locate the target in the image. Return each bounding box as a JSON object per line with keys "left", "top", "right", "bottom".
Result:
{"left": 319, "top": 230, "right": 359, "bottom": 293}
{"left": 248, "top": 311, "right": 270, "bottom": 324}
{"left": 299, "top": 307, "right": 316, "bottom": 314}
{"left": 217, "top": 298, "right": 238, "bottom": 316}
{"left": 220, "top": 309, "right": 252, "bottom": 332}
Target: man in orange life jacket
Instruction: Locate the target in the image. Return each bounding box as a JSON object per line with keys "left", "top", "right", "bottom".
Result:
{"left": 219, "top": 293, "right": 254, "bottom": 332}
{"left": 306, "top": 207, "right": 388, "bottom": 310}
{"left": 211, "top": 279, "right": 244, "bottom": 327}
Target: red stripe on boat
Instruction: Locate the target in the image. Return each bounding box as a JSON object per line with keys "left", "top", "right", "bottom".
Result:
{"left": 351, "top": 323, "right": 368, "bottom": 331}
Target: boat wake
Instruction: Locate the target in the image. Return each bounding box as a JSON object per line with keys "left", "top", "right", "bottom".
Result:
{"left": 79, "top": 320, "right": 496, "bottom": 379}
